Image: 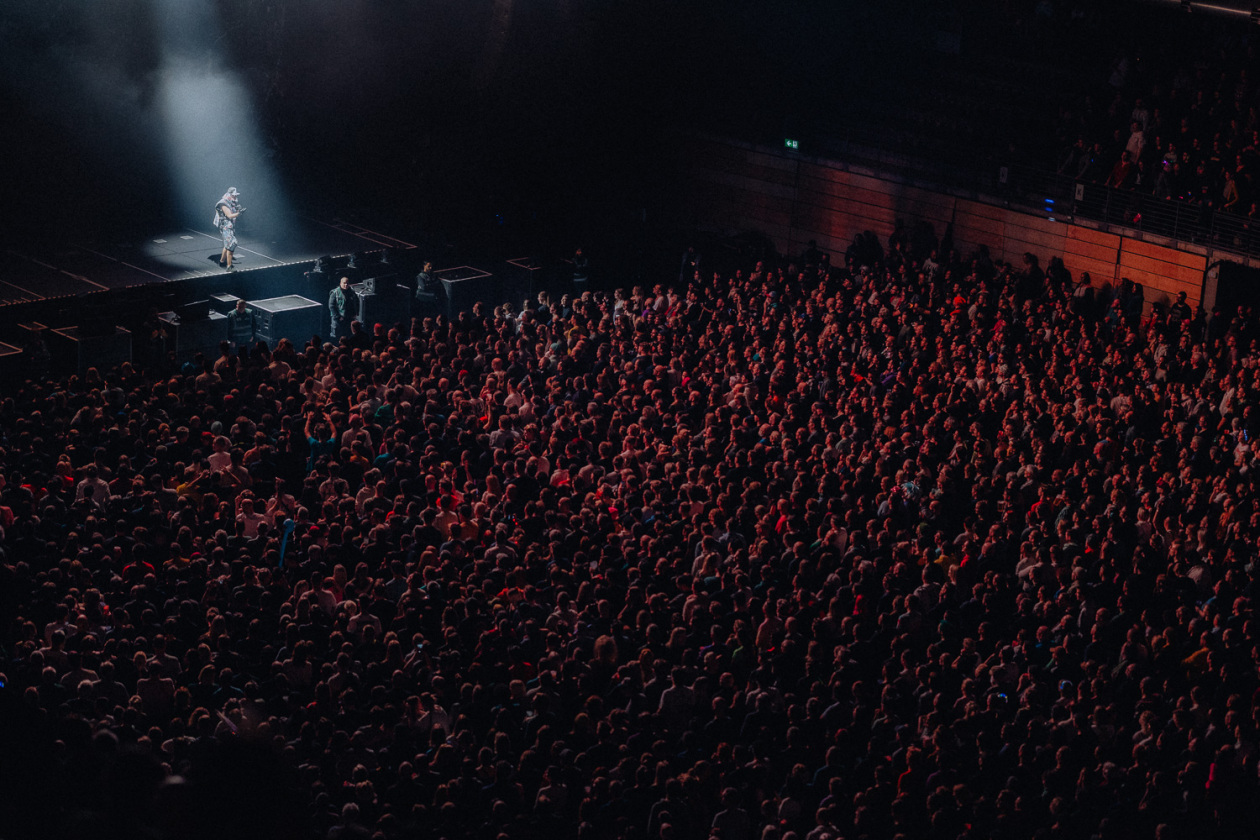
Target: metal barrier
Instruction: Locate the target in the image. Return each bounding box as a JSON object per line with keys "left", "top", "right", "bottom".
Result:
{"left": 813, "top": 130, "right": 1260, "bottom": 259}
{"left": 1058, "top": 176, "right": 1260, "bottom": 256}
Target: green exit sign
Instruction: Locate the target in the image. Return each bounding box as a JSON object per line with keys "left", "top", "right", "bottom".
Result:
{"left": 784, "top": 138, "right": 799, "bottom": 150}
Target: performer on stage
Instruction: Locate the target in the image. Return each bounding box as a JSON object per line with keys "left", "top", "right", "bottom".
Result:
{"left": 213, "top": 188, "right": 244, "bottom": 270}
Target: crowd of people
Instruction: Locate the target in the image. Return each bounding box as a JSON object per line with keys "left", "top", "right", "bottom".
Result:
{"left": 1055, "top": 14, "right": 1260, "bottom": 217}
{"left": 3, "top": 223, "right": 1260, "bottom": 840}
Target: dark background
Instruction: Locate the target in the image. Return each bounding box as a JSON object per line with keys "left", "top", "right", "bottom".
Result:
{"left": 0, "top": 0, "right": 952, "bottom": 261}
{"left": 2, "top": 0, "right": 1242, "bottom": 268}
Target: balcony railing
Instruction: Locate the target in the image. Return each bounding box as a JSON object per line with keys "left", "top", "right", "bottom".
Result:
{"left": 807, "top": 129, "right": 1260, "bottom": 260}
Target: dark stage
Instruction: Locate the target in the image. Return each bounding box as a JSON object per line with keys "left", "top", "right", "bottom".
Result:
{"left": 0, "top": 215, "right": 418, "bottom": 307}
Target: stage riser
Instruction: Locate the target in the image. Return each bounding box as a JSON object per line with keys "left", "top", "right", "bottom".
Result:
{"left": 48, "top": 327, "right": 132, "bottom": 377}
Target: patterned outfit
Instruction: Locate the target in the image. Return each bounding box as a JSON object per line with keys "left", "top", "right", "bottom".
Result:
{"left": 214, "top": 190, "right": 241, "bottom": 253}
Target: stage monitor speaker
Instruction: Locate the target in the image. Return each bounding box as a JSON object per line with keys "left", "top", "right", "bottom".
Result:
{"left": 506, "top": 257, "right": 543, "bottom": 301}
{"left": 435, "top": 266, "right": 496, "bottom": 317}
{"left": 176, "top": 299, "right": 211, "bottom": 322}
{"left": 159, "top": 311, "right": 229, "bottom": 362}
{"left": 210, "top": 293, "right": 242, "bottom": 315}
{"left": 252, "top": 295, "right": 324, "bottom": 346}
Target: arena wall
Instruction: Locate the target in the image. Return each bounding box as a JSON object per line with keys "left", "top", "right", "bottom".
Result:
{"left": 683, "top": 136, "right": 1208, "bottom": 310}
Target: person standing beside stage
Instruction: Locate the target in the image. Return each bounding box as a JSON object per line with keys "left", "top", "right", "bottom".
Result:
{"left": 414, "top": 261, "right": 440, "bottom": 318}
{"left": 572, "top": 246, "right": 589, "bottom": 289}
{"left": 328, "top": 276, "right": 357, "bottom": 341}
{"left": 227, "top": 299, "right": 255, "bottom": 349}
{"left": 214, "top": 188, "right": 244, "bottom": 269}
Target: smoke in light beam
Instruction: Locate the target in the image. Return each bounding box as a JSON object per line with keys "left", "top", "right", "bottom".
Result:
{"left": 151, "top": 1, "right": 288, "bottom": 231}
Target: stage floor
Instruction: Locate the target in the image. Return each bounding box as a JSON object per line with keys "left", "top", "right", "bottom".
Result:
{"left": 0, "top": 216, "right": 417, "bottom": 306}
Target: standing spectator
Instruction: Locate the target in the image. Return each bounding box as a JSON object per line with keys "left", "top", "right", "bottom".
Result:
{"left": 1106, "top": 151, "right": 1135, "bottom": 188}
{"left": 712, "top": 788, "right": 753, "bottom": 840}
{"left": 228, "top": 298, "right": 255, "bottom": 349}
{"left": 680, "top": 245, "right": 701, "bottom": 284}
{"left": 572, "top": 247, "right": 590, "bottom": 288}
{"left": 328, "top": 276, "right": 357, "bottom": 340}
{"left": 74, "top": 465, "right": 110, "bottom": 510}
{"left": 1223, "top": 169, "right": 1241, "bottom": 212}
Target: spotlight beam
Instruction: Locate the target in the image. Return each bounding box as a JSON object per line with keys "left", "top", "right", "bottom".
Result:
{"left": 149, "top": 0, "right": 289, "bottom": 232}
